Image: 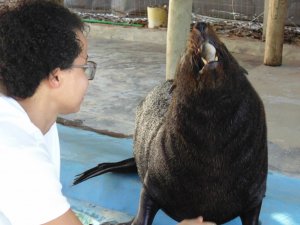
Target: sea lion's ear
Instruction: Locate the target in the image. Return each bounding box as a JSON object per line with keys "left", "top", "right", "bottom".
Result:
{"left": 169, "top": 84, "right": 177, "bottom": 94}
{"left": 241, "top": 67, "right": 248, "bottom": 75}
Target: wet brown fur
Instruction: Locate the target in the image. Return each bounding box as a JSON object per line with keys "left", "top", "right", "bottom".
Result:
{"left": 134, "top": 23, "right": 267, "bottom": 224}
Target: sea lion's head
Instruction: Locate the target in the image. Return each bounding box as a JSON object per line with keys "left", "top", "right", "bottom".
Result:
{"left": 175, "top": 22, "right": 246, "bottom": 91}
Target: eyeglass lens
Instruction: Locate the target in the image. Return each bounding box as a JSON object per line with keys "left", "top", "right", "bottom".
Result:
{"left": 85, "top": 61, "right": 96, "bottom": 80}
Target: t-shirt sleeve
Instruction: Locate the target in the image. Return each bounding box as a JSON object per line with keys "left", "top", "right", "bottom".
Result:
{"left": 0, "top": 144, "right": 70, "bottom": 225}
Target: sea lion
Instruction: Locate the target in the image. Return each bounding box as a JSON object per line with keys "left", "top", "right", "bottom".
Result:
{"left": 74, "top": 22, "right": 268, "bottom": 225}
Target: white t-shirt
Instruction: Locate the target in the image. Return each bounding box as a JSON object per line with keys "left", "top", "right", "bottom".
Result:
{"left": 0, "top": 95, "right": 70, "bottom": 225}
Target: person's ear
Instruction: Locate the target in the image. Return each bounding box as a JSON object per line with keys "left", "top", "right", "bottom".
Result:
{"left": 48, "top": 68, "right": 61, "bottom": 88}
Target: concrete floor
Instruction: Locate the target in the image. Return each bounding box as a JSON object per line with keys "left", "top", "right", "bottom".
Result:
{"left": 59, "top": 125, "right": 300, "bottom": 225}
{"left": 58, "top": 24, "right": 300, "bottom": 224}
{"left": 58, "top": 24, "right": 300, "bottom": 177}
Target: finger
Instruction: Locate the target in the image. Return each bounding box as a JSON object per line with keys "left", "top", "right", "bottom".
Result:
{"left": 194, "top": 216, "right": 216, "bottom": 225}
{"left": 196, "top": 216, "right": 203, "bottom": 222}
{"left": 193, "top": 217, "right": 217, "bottom": 225}
{"left": 179, "top": 217, "right": 216, "bottom": 225}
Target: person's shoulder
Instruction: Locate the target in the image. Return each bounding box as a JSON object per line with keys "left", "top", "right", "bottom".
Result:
{"left": 0, "top": 96, "right": 42, "bottom": 147}
{"left": 0, "top": 95, "right": 27, "bottom": 120}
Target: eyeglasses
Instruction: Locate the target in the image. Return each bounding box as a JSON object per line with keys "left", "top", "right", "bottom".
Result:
{"left": 71, "top": 61, "right": 97, "bottom": 80}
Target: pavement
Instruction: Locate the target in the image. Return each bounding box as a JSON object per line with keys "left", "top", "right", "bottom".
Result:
{"left": 58, "top": 23, "right": 300, "bottom": 177}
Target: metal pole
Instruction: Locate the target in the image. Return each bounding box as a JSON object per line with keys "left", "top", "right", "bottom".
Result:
{"left": 166, "top": 0, "right": 193, "bottom": 80}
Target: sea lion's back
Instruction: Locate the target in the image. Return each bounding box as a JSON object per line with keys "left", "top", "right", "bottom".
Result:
{"left": 134, "top": 80, "right": 173, "bottom": 178}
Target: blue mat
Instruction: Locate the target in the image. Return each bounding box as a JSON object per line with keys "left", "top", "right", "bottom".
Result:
{"left": 59, "top": 125, "right": 300, "bottom": 225}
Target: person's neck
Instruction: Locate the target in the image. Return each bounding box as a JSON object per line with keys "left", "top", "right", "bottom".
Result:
{"left": 17, "top": 94, "right": 57, "bottom": 135}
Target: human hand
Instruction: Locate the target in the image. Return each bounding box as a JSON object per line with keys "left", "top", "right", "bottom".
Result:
{"left": 178, "top": 216, "right": 216, "bottom": 225}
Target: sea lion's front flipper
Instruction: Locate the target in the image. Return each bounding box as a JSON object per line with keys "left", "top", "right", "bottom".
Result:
{"left": 131, "top": 187, "right": 160, "bottom": 225}
{"left": 73, "top": 157, "right": 137, "bottom": 185}
{"left": 240, "top": 201, "right": 262, "bottom": 225}
{"left": 110, "top": 188, "right": 159, "bottom": 225}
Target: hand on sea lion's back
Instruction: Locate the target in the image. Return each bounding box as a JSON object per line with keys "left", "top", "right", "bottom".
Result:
{"left": 179, "top": 217, "right": 216, "bottom": 225}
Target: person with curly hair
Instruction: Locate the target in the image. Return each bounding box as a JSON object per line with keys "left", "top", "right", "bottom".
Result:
{"left": 0, "top": 1, "right": 96, "bottom": 224}
{"left": 0, "top": 1, "right": 215, "bottom": 225}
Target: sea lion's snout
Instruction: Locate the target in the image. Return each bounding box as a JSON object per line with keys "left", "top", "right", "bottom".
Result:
{"left": 194, "top": 22, "right": 207, "bottom": 33}
{"left": 189, "top": 22, "right": 225, "bottom": 88}
{"left": 192, "top": 22, "right": 219, "bottom": 65}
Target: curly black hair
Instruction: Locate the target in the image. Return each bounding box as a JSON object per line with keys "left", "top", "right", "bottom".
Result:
{"left": 0, "top": 0, "right": 85, "bottom": 98}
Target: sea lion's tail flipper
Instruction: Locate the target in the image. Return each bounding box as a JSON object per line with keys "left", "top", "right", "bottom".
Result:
{"left": 73, "top": 157, "right": 137, "bottom": 185}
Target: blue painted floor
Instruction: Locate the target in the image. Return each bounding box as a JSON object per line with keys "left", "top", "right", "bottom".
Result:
{"left": 59, "top": 125, "right": 300, "bottom": 225}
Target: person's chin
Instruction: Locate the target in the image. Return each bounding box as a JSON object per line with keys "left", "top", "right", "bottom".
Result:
{"left": 70, "top": 106, "right": 81, "bottom": 114}
{"left": 61, "top": 105, "right": 81, "bottom": 115}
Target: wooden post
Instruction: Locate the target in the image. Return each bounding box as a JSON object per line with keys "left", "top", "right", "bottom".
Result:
{"left": 264, "top": 0, "right": 288, "bottom": 66}
{"left": 262, "top": 0, "right": 269, "bottom": 41}
{"left": 166, "top": 0, "right": 193, "bottom": 80}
